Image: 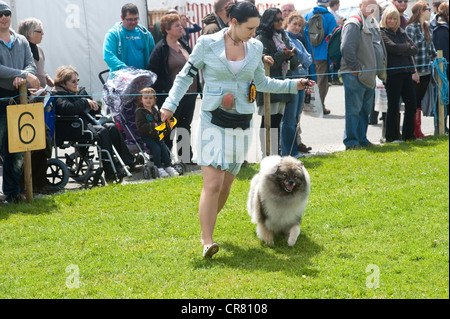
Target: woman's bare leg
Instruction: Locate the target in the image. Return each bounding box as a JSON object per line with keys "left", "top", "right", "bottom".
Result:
{"left": 199, "top": 165, "right": 236, "bottom": 247}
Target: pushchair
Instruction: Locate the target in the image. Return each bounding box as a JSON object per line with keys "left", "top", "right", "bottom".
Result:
{"left": 102, "top": 67, "right": 185, "bottom": 179}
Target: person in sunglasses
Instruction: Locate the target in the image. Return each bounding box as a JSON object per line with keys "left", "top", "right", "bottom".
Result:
{"left": 159, "top": 1, "right": 312, "bottom": 258}
{"left": 392, "top": 0, "right": 410, "bottom": 29}
{"left": 405, "top": 1, "right": 437, "bottom": 139}
{"left": 255, "top": 7, "right": 300, "bottom": 156}
{"left": 103, "top": 3, "right": 155, "bottom": 73}
{"left": 53, "top": 65, "right": 137, "bottom": 183}
{"left": 0, "top": 0, "right": 40, "bottom": 204}
{"left": 17, "top": 18, "right": 55, "bottom": 195}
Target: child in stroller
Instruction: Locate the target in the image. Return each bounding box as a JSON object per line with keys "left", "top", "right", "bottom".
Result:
{"left": 134, "top": 87, "right": 179, "bottom": 178}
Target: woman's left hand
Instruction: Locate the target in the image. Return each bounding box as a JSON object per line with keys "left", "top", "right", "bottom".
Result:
{"left": 297, "top": 78, "right": 315, "bottom": 90}
{"left": 161, "top": 108, "right": 174, "bottom": 123}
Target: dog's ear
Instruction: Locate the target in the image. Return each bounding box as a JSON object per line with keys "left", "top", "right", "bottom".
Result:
{"left": 260, "top": 155, "right": 281, "bottom": 175}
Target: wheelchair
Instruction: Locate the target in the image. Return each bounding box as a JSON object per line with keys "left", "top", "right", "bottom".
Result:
{"left": 45, "top": 112, "right": 124, "bottom": 191}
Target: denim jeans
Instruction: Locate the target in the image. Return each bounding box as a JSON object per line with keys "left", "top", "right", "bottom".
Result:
{"left": 342, "top": 73, "right": 375, "bottom": 148}
{"left": 280, "top": 90, "right": 305, "bottom": 156}
{"left": 0, "top": 107, "right": 24, "bottom": 199}
{"left": 141, "top": 136, "right": 171, "bottom": 168}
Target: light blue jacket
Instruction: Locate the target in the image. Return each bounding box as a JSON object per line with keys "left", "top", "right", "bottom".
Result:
{"left": 162, "top": 28, "right": 298, "bottom": 115}
{"left": 285, "top": 30, "right": 312, "bottom": 77}
{"left": 103, "top": 22, "right": 155, "bottom": 72}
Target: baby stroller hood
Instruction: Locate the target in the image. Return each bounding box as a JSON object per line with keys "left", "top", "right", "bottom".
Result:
{"left": 102, "top": 67, "right": 157, "bottom": 116}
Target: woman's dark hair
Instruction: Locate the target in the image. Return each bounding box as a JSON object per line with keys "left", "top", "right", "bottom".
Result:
{"left": 256, "top": 7, "right": 282, "bottom": 38}
{"left": 226, "top": 0, "right": 260, "bottom": 23}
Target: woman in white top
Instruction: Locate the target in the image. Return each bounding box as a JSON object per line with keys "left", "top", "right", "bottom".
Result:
{"left": 161, "top": 1, "right": 313, "bottom": 258}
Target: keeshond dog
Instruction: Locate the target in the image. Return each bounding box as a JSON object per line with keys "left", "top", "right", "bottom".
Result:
{"left": 247, "top": 156, "right": 311, "bottom": 247}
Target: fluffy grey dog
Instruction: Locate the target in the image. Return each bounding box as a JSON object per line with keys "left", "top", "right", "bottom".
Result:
{"left": 247, "top": 156, "right": 311, "bottom": 246}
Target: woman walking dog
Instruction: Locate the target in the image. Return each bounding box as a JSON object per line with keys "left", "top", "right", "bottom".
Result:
{"left": 160, "top": 1, "right": 313, "bottom": 258}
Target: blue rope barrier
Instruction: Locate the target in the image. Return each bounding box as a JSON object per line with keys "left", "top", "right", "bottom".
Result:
{"left": 2, "top": 62, "right": 448, "bottom": 102}
{"left": 432, "top": 57, "right": 449, "bottom": 123}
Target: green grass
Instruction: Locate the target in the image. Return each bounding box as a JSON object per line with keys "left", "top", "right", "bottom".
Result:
{"left": 0, "top": 137, "right": 448, "bottom": 299}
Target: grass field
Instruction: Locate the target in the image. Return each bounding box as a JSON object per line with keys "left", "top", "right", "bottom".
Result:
{"left": 0, "top": 137, "right": 448, "bottom": 299}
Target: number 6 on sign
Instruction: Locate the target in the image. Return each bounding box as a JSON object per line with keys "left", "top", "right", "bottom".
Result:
{"left": 7, "top": 103, "right": 46, "bottom": 153}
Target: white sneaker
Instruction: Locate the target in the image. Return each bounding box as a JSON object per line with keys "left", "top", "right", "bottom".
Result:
{"left": 165, "top": 166, "right": 179, "bottom": 177}
{"left": 158, "top": 168, "right": 169, "bottom": 178}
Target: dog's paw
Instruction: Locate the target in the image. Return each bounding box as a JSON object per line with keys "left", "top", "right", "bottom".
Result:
{"left": 287, "top": 238, "right": 297, "bottom": 247}
{"left": 264, "top": 237, "right": 275, "bottom": 246}
{"left": 257, "top": 224, "right": 274, "bottom": 246}
{"left": 287, "top": 225, "right": 301, "bottom": 247}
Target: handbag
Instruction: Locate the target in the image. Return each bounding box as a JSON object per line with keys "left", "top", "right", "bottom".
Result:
{"left": 302, "top": 84, "right": 323, "bottom": 118}
{"left": 374, "top": 78, "right": 388, "bottom": 113}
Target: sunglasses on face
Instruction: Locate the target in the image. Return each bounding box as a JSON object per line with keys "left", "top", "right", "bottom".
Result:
{"left": 274, "top": 17, "right": 284, "bottom": 22}
{"left": 0, "top": 11, "right": 11, "bottom": 18}
{"left": 396, "top": 0, "right": 408, "bottom": 3}
{"left": 69, "top": 79, "right": 80, "bottom": 84}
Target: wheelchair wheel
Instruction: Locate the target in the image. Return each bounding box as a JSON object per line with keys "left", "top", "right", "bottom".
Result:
{"left": 46, "top": 158, "right": 69, "bottom": 191}
{"left": 65, "top": 152, "right": 93, "bottom": 178}
{"left": 84, "top": 171, "right": 106, "bottom": 189}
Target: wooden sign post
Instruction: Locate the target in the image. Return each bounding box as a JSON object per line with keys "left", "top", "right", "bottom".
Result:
{"left": 6, "top": 84, "right": 46, "bottom": 203}
{"left": 264, "top": 62, "right": 271, "bottom": 157}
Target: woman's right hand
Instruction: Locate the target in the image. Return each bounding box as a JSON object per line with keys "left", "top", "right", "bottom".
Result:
{"left": 160, "top": 108, "right": 174, "bottom": 123}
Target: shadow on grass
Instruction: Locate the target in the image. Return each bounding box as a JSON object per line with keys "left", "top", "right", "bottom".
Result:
{"left": 192, "top": 232, "right": 323, "bottom": 278}
{"left": 0, "top": 196, "right": 60, "bottom": 221}
{"left": 366, "top": 136, "right": 448, "bottom": 154}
